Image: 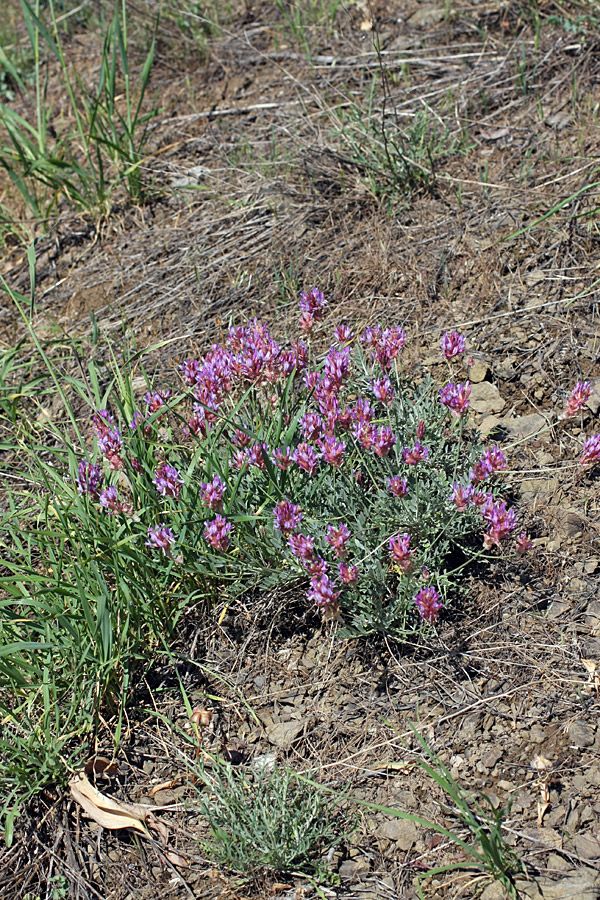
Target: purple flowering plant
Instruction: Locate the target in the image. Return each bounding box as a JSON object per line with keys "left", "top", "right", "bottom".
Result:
{"left": 56, "top": 294, "right": 541, "bottom": 642}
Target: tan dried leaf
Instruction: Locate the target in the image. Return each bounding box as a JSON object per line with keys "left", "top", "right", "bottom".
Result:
{"left": 69, "top": 773, "right": 149, "bottom": 837}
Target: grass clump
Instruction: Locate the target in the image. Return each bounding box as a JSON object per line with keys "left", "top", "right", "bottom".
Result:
{"left": 0, "top": 0, "right": 158, "bottom": 228}
{"left": 193, "top": 754, "right": 346, "bottom": 879}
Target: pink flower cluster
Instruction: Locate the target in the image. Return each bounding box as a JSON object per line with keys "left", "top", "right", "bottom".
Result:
{"left": 581, "top": 434, "right": 600, "bottom": 465}
{"left": 563, "top": 381, "right": 593, "bottom": 419}
{"left": 99, "top": 485, "right": 132, "bottom": 517}
{"left": 470, "top": 446, "right": 506, "bottom": 483}
{"left": 94, "top": 410, "right": 124, "bottom": 471}
{"left": 441, "top": 330, "right": 466, "bottom": 361}
{"left": 361, "top": 324, "right": 405, "bottom": 369}
{"left": 389, "top": 533, "right": 414, "bottom": 573}
{"left": 204, "top": 514, "right": 233, "bottom": 551}
{"left": 414, "top": 586, "right": 443, "bottom": 623}
{"left": 146, "top": 524, "right": 176, "bottom": 556}
{"left": 76, "top": 460, "right": 104, "bottom": 498}
{"left": 274, "top": 500, "right": 303, "bottom": 534}
{"left": 439, "top": 381, "right": 471, "bottom": 416}
{"left": 299, "top": 286, "right": 327, "bottom": 333}
{"left": 200, "top": 475, "right": 225, "bottom": 511}
{"left": 154, "top": 463, "right": 184, "bottom": 499}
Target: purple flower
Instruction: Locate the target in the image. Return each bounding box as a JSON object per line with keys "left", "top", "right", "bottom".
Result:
{"left": 181, "top": 359, "right": 201, "bottom": 385}
{"left": 307, "top": 574, "right": 340, "bottom": 610}
{"left": 581, "top": 434, "right": 600, "bottom": 465}
{"left": 372, "top": 426, "right": 396, "bottom": 458}
{"left": 154, "top": 463, "right": 184, "bottom": 499}
{"left": 305, "top": 555, "right": 328, "bottom": 576}
{"left": 273, "top": 446, "right": 293, "bottom": 469}
{"left": 563, "top": 381, "right": 593, "bottom": 418}
{"left": 294, "top": 442, "right": 319, "bottom": 476}
{"left": 144, "top": 389, "right": 171, "bottom": 414}
{"left": 414, "top": 586, "right": 443, "bottom": 623}
{"left": 98, "top": 485, "right": 131, "bottom": 516}
{"left": 300, "top": 412, "right": 323, "bottom": 441}
{"left": 338, "top": 562, "right": 358, "bottom": 584}
{"left": 326, "top": 523, "right": 351, "bottom": 558}
{"left": 246, "top": 443, "right": 268, "bottom": 470}
{"left": 402, "top": 442, "right": 429, "bottom": 465}
{"left": 323, "top": 347, "right": 350, "bottom": 388}
{"left": 441, "top": 330, "right": 466, "bottom": 360}
{"left": 481, "top": 499, "right": 516, "bottom": 548}
{"left": 76, "top": 461, "right": 104, "bottom": 498}
{"left": 361, "top": 325, "right": 405, "bottom": 368}
{"left": 439, "top": 381, "right": 471, "bottom": 416}
{"left": 274, "top": 500, "right": 303, "bottom": 534}
{"left": 97, "top": 428, "right": 123, "bottom": 471}
{"left": 334, "top": 324, "right": 353, "bottom": 345}
{"left": 516, "top": 532, "right": 533, "bottom": 556}
{"left": 299, "top": 286, "right": 327, "bottom": 320}
{"left": 129, "top": 410, "right": 145, "bottom": 431}
{"left": 204, "top": 514, "right": 233, "bottom": 552}
{"left": 389, "top": 533, "right": 414, "bottom": 573}
{"left": 146, "top": 524, "right": 176, "bottom": 556}
{"left": 470, "top": 446, "right": 506, "bottom": 483}
{"left": 200, "top": 475, "right": 225, "bottom": 511}
{"left": 93, "top": 409, "right": 115, "bottom": 436}
{"left": 451, "top": 482, "right": 473, "bottom": 511}
{"left": 388, "top": 475, "right": 408, "bottom": 498}
{"left": 288, "top": 532, "right": 314, "bottom": 560}
{"left": 372, "top": 377, "right": 394, "bottom": 406}
{"left": 320, "top": 435, "right": 346, "bottom": 467}
{"left": 351, "top": 397, "right": 374, "bottom": 425}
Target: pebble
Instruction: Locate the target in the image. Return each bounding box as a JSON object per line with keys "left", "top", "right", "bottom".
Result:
{"left": 375, "top": 817, "right": 417, "bottom": 850}
{"left": 568, "top": 721, "right": 596, "bottom": 748}
{"left": 469, "top": 381, "right": 506, "bottom": 414}
{"left": 515, "top": 867, "right": 600, "bottom": 899}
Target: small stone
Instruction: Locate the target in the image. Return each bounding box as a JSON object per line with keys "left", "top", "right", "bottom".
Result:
{"left": 529, "top": 724, "right": 547, "bottom": 744}
{"left": 468, "top": 359, "right": 489, "bottom": 383}
{"left": 547, "top": 852, "right": 574, "bottom": 872}
{"left": 569, "top": 721, "right": 596, "bottom": 748}
{"left": 480, "top": 882, "right": 510, "bottom": 900}
{"left": 547, "top": 600, "right": 570, "bottom": 619}
{"left": 524, "top": 827, "right": 563, "bottom": 849}
{"left": 516, "top": 868, "right": 600, "bottom": 900}
{"left": 265, "top": 720, "right": 304, "bottom": 748}
{"left": 585, "top": 378, "right": 600, "bottom": 415}
{"left": 501, "top": 413, "right": 547, "bottom": 441}
{"left": 469, "top": 381, "right": 506, "bottom": 414}
{"left": 407, "top": 5, "right": 445, "bottom": 25}
{"left": 481, "top": 747, "right": 503, "bottom": 769}
{"left": 339, "top": 857, "right": 370, "bottom": 879}
{"left": 376, "top": 817, "right": 417, "bottom": 850}
{"left": 573, "top": 833, "right": 600, "bottom": 859}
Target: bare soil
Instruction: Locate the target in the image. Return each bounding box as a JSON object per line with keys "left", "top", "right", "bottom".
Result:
{"left": 1, "top": 1, "right": 600, "bottom": 898}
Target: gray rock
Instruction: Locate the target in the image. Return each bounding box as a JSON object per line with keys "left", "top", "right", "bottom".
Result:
{"left": 375, "top": 816, "right": 417, "bottom": 850}
{"left": 339, "top": 857, "right": 370, "bottom": 879}
{"left": 515, "top": 868, "right": 600, "bottom": 899}
{"left": 573, "top": 833, "right": 600, "bottom": 860}
{"left": 265, "top": 720, "right": 304, "bottom": 748}
{"left": 469, "top": 381, "right": 506, "bottom": 414}
{"left": 407, "top": 5, "right": 445, "bottom": 26}
{"left": 501, "top": 413, "right": 547, "bottom": 440}
{"left": 469, "top": 359, "right": 489, "bottom": 383}
{"left": 480, "top": 882, "right": 510, "bottom": 900}
{"left": 568, "top": 721, "right": 596, "bottom": 748}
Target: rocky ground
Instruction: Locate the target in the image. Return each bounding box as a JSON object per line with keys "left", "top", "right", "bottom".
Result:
{"left": 1, "top": 0, "right": 600, "bottom": 897}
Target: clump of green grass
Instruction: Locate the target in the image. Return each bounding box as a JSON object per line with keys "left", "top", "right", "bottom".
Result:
{"left": 0, "top": 0, "right": 159, "bottom": 227}
{"left": 193, "top": 754, "right": 348, "bottom": 879}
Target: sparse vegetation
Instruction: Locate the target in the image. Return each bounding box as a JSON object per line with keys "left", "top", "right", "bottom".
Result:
{"left": 1, "top": 0, "right": 600, "bottom": 898}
